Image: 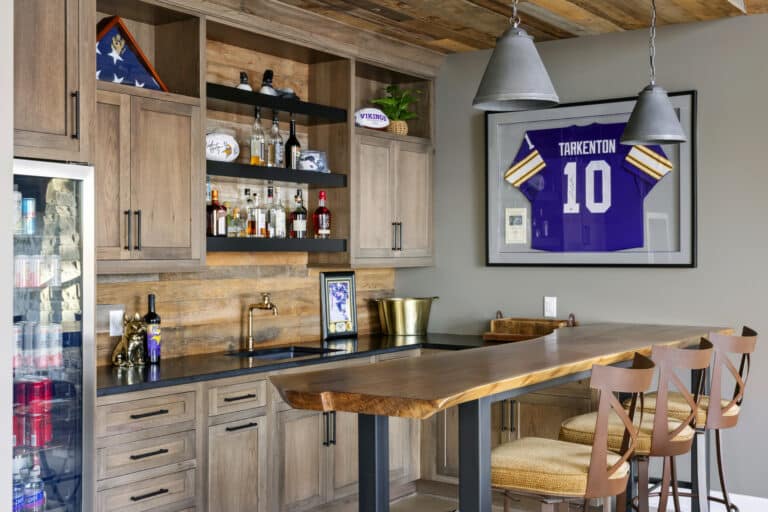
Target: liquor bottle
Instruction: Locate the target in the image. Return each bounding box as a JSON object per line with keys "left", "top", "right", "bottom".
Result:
{"left": 313, "top": 191, "right": 331, "bottom": 239}
{"left": 267, "top": 112, "right": 284, "bottom": 167}
{"left": 249, "top": 107, "right": 266, "bottom": 166}
{"left": 270, "top": 187, "right": 288, "bottom": 238}
{"left": 285, "top": 114, "right": 301, "bottom": 169}
{"left": 255, "top": 192, "right": 268, "bottom": 238}
{"left": 206, "top": 190, "right": 227, "bottom": 237}
{"left": 265, "top": 186, "right": 276, "bottom": 238}
{"left": 144, "top": 294, "right": 162, "bottom": 364}
{"left": 227, "top": 207, "right": 242, "bottom": 237}
{"left": 205, "top": 176, "right": 212, "bottom": 204}
{"left": 290, "top": 189, "right": 308, "bottom": 239}
{"left": 236, "top": 71, "right": 252, "bottom": 91}
{"left": 13, "top": 184, "right": 22, "bottom": 235}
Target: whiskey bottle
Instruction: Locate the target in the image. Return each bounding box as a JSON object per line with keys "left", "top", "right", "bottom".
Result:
{"left": 290, "top": 189, "right": 308, "bottom": 239}
{"left": 313, "top": 190, "right": 331, "bottom": 239}
{"left": 249, "top": 107, "right": 266, "bottom": 166}
{"left": 267, "top": 112, "right": 284, "bottom": 167}
{"left": 206, "top": 189, "right": 227, "bottom": 237}
{"left": 285, "top": 114, "right": 301, "bottom": 169}
{"left": 254, "top": 192, "right": 268, "bottom": 238}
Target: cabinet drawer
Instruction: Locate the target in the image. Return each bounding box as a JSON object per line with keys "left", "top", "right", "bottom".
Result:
{"left": 97, "top": 430, "right": 196, "bottom": 480}
{"left": 97, "top": 468, "right": 195, "bottom": 512}
{"left": 209, "top": 379, "right": 266, "bottom": 416}
{"left": 96, "top": 391, "right": 196, "bottom": 437}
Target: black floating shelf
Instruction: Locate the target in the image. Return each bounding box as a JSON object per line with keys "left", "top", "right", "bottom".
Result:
{"left": 207, "top": 83, "right": 347, "bottom": 125}
{"left": 207, "top": 161, "right": 347, "bottom": 187}
{"left": 207, "top": 237, "right": 347, "bottom": 253}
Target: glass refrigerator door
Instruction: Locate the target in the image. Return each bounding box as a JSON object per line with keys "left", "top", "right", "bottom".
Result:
{"left": 12, "top": 173, "right": 85, "bottom": 512}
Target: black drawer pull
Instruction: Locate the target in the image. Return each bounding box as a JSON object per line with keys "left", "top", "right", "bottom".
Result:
{"left": 129, "top": 448, "right": 169, "bottom": 461}
{"left": 225, "top": 421, "right": 258, "bottom": 432}
{"left": 130, "top": 409, "right": 169, "bottom": 420}
{"left": 130, "top": 488, "right": 169, "bottom": 502}
{"left": 223, "top": 393, "right": 257, "bottom": 403}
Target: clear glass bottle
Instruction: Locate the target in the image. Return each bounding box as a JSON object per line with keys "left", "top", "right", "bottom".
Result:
{"left": 313, "top": 190, "right": 331, "bottom": 239}
{"left": 23, "top": 465, "right": 45, "bottom": 512}
{"left": 227, "top": 207, "right": 242, "bottom": 237}
{"left": 267, "top": 112, "right": 284, "bottom": 167}
{"left": 249, "top": 107, "right": 266, "bottom": 166}
{"left": 290, "top": 189, "right": 308, "bottom": 239}
{"left": 255, "top": 192, "right": 268, "bottom": 238}
{"left": 270, "top": 187, "right": 288, "bottom": 239}
{"left": 285, "top": 114, "right": 301, "bottom": 169}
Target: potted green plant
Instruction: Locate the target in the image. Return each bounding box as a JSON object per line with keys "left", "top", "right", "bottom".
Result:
{"left": 371, "top": 85, "right": 420, "bottom": 136}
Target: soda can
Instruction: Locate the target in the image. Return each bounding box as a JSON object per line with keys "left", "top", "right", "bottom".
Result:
{"left": 22, "top": 198, "right": 36, "bottom": 236}
{"left": 13, "top": 380, "right": 28, "bottom": 410}
{"left": 47, "top": 324, "right": 63, "bottom": 368}
{"left": 27, "top": 378, "right": 47, "bottom": 414}
{"left": 14, "top": 255, "right": 28, "bottom": 288}
{"left": 48, "top": 255, "right": 61, "bottom": 287}
{"left": 13, "top": 414, "right": 25, "bottom": 448}
{"left": 28, "top": 256, "right": 42, "bottom": 288}
{"left": 13, "top": 323, "right": 24, "bottom": 370}
{"left": 34, "top": 325, "right": 50, "bottom": 370}
{"left": 27, "top": 414, "right": 45, "bottom": 448}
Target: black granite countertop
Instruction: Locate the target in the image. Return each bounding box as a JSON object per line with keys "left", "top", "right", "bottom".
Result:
{"left": 96, "top": 333, "right": 487, "bottom": 396}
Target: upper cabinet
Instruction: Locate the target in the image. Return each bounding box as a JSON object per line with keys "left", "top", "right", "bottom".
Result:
{"left": 14, "top": 0, "right": 95, "bottom": 163}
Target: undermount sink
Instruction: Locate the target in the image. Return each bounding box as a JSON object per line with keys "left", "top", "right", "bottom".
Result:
{"left": 226, "top": 346, "right": 341, "bottom": 360}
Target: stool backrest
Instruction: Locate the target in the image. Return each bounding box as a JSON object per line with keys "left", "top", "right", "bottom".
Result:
{"left": 706, "top": 327, "right": 757, "bottom": 429}
{"left": 649, "top": 339, "right": 713, "bottom": 454}
{"left": 585, "top": 353, "right": 655, "bottom": 499}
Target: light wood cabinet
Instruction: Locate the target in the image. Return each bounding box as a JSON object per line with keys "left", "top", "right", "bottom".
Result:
{"left": 352, "top": 130, "right": 433, "bottom": 267}
{"left": 95, "top": 89, "right": 203, "bottom": 273}
{"left": 274, "top": 409, "right": 327, "bottom": 511}
{"left": 14, "top": 0, "right": 94, "bottom": 163}
{"left": 328, "top": 411, "right": 359, "bottom": 500}
{"left": 208, "top": 415, "right": 267, "bottom": 512}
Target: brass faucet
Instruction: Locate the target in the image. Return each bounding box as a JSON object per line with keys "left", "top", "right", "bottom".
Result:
{"left": 247, "top": 293, "right": 279, "bottom": 351}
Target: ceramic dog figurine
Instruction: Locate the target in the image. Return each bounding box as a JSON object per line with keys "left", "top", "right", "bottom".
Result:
{"left": 112, "top": 313, "right": 147, "bottom": 367}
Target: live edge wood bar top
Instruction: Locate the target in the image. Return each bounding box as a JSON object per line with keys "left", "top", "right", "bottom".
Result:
{"left": 270, "top": 323, "right": 730, "bottom": 420}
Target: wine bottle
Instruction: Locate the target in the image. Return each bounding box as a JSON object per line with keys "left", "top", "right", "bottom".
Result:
{"left": 144, "top": 294, "right": 162, "bottom": 364}
{"left": 285, "top": 114, "right": 301, "bottom": 169}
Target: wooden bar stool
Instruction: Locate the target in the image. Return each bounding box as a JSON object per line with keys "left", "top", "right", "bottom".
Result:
{"left": 636, "top": 328, "right": 757, "bottom": 512}
{"left": 491, "top": 354, "right": 656, "bottom": 512}
{"left": 559, "top": 339, "right": 713, "bottom": 512}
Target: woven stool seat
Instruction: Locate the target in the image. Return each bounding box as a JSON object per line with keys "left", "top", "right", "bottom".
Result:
{"left": 491, "top": 437, "right": 629, "bottom": 497}
{"left": 559, "top": 411, "right": 694, "bottom": 456}
{"left": 626, "top": 392, "right": 739, "bottom": 428}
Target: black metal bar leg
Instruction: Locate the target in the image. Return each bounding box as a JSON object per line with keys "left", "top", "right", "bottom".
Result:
{"left": 458, "top": 397, "right": 493, "bottom": 512}
{"left": 691, "top": 368, "right": 711, "bottom": 512}
{"left": 358, "top": 414, "right": 390, "bottom": 512}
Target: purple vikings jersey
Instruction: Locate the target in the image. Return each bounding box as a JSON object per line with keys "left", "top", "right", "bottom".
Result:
{"left": 505, "top": 123, "right": 672, "bottom": 252}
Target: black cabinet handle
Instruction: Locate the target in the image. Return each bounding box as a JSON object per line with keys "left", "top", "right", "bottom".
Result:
{"left": 398, "top": 222, "right": 403, "bottom": 251}
{"left": 130, "top": 489, "right": 169, "bottom": 502}
{"left": 500, "top": 400, "right": 507, "bottom": 432}
{"left": 225, "top": 421, "right": 258, "bottom": 432}
{"left": 223, "top": 393, "right": 257, "bottom": 403}
{"left": 130, "top": 409, "right": 169, "bottom": 420}
{"left": 391, "top": 223, "right": 397, "bottom": 251}
{"left": 322, "top": 412, "right": 330, "bottom": 446}
{"left": 134, "top": 210, "right": 142, "bottom": 250}
{"left": 71, "top": 91, "right": 80, "bottom": 139}
{"left": 124, "top": 211, "right": 132, "bottom": 250}
{"left": 129, "top": 448, "right": 169, "bottom": 461}
{"left": 330, "top": 411, "right": 336, "bottom": 445}
{"left": 509, "top": 400, "right": 516, "bottom": 436}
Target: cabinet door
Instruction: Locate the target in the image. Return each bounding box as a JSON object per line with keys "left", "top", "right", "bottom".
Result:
{"left": 275, "top": 409, "right": 326, "bottom": 511}
{"left": 208, "top": 416, "right": 266, "bottom": 512}
{"left": 389, "top": 416, "right": 418, "bottom": 484}
{"left": 130, "top": 97, "right": 202, "bottom": 261}
{"left": 354, "top": 135, "right": 395, "bottom": 259}
{"left": 14, "top": 0, "right": 92, "bottom": 162}
{"left": 327, "top": 411, "right": 358, "bottom": 500}
{"left": 95, "top": 91, "right": 131, "bottom": 260}
{"left": 394, "top": 141, "right": 433, "bottom": 259}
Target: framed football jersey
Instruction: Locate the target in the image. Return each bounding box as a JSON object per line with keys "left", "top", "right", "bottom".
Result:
{"left": 486, "top": 92, "right": 696, "bottom": 267}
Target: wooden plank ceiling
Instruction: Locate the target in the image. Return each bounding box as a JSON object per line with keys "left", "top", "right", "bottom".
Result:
{"left": 277, "top": 0, "right": 768, "bottom": 53}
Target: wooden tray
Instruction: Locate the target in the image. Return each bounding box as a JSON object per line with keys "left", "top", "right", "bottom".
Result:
{"left": 483, "top": 316, "right": 573, "bottom": 343}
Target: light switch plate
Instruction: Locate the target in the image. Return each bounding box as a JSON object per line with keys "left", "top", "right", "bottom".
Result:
{"left": 544, "top": 296, "right": 557, "bottom": 318}
{"left": 109, "top": 310, "right": 125, "bottom": 336}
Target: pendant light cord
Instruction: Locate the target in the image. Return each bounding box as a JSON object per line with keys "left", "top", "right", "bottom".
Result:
{"left": 649, "top": 0, "right": 657, "bottom": 85}
{"left": 510, "top": 0, "right": 521, "bottom": 28}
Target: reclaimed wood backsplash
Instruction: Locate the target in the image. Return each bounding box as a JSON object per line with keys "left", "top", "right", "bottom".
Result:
{"left": 95, "top": 252, "right": 394, "bottom": 366}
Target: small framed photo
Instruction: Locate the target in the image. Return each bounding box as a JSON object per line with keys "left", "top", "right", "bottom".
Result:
{"left": 320, "top": 271, "right": 358, "bottom": 340}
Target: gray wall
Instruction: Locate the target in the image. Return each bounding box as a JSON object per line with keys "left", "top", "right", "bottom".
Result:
{"left": 1, "top": 0, "right": 13, "bottom": 503}
{"left": 396, "top": 14, "right": 768, "bottom": 497}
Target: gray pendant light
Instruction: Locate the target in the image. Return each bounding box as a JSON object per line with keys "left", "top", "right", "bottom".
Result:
{"left": 621, "top": 0, "right": 686, "bottom": 145}
{"left": 472, "top": 0, "right": 559, "bottom": 111}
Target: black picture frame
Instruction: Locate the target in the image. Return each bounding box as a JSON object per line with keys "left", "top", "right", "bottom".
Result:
{"left": 320, "top": 271, "right": 358, "bottom": 340}
{"left": 485, "top": 91, "right": 697, "bottom": 267}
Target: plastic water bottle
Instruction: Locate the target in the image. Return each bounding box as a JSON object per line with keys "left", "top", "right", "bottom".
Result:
{"left": 23, "top": 466, "right": 45, "bottom": 512}
{"left": 12, "top": 471, "right": 24, "bottom": 512}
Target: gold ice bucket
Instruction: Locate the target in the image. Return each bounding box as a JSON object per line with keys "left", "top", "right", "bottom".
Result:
{"left": 375, "top": 297, "right": 438, "bottom": 335}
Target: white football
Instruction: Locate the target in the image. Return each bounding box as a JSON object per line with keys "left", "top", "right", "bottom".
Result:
{"left": 205, "top": 132, "right": 240, "bottom": 162}
{"left": 355, "top": 108, "right": 389, "bottom": 129}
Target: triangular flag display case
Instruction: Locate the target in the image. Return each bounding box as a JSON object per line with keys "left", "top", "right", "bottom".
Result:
{"left": 96, "top": 16, "right": 168, "bottom": 92}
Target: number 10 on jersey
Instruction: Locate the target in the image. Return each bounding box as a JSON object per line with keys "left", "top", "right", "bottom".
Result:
{"left": 563, "top": 159, "right": 611, "bottom": 215}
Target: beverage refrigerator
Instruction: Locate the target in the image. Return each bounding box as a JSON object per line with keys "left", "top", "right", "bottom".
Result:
{"left": 12, "top": 159, "right": 94, "bottom": 512}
